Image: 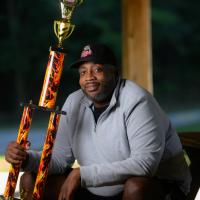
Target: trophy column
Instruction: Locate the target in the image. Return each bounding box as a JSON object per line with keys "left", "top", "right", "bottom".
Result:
{"left": 31, "top": 109, "right": 65, "bottom": 200}
{"left": 3, "top": 103, "right": 34, "bottom": 200}
{"left": 38, "top": 49, "right": 65, "bottom": 109}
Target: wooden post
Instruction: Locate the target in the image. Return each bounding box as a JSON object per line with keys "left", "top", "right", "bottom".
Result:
{"left": 122, "top": 0, "right": 153, "bottom": 93}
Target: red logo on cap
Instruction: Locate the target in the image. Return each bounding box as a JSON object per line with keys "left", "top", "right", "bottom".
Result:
{"left": 81, "top": 45, "right": 92, "bottom": 58}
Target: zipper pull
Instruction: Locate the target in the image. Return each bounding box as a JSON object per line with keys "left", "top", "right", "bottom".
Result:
{"left": 94, "top": 124, "right": 96, "bottom": 132}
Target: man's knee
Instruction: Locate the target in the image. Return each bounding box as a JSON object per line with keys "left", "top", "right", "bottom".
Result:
{"left": 124, "top": 176, "right": 151, "bottom": 196}
{"left": 123, "top": 176, "right": 166, "bottom": 200}
{"left": 20, "top": 172, "right": 36, "bottom": 200}
{"left": 19, "top": 169, "right": 72, "bottom": 200}
{"left": 20, "top": 172, "right": 35, "bottom": 190}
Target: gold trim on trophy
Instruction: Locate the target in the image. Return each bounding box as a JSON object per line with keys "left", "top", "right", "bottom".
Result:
{"left": 54, "top": 0, "right": 83, "bottom": 47}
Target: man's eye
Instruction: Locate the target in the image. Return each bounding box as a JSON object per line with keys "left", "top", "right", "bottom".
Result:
{"left": 79, "top": 71, "right": 86, "bottom": 76}
{"left": 94, "top": 67, "right": 103, "bottom": 73}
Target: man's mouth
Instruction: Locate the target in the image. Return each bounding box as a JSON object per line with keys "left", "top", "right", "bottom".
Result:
{"left": 85, "top": 82, "right": 99, "bottom": 92}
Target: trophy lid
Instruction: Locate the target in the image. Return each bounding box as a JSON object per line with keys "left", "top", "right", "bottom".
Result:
{"left": 60, "top": 0, "right": 81, "bottom": 19}
{"left": 61, "top": 0, "right": 76, "bottom": 6}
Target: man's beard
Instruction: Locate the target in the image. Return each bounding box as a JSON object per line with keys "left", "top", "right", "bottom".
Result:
{"left": 82, "top": 79, "right": 116, "bottom": 103}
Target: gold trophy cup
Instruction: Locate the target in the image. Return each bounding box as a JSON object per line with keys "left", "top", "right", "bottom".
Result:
{"left": 54, "top": 0, "right": 83, "bottom": 47}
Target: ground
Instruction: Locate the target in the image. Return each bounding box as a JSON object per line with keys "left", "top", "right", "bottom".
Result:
{"left": 0, "top": 156, "right": 9, "bottom": 171}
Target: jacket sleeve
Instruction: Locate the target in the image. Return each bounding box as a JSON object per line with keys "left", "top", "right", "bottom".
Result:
{"left": 22, "top": 98, "right": 75, "bottom": 174}
{"left": 80, "top": 96, "right": 168, "bottom": 187}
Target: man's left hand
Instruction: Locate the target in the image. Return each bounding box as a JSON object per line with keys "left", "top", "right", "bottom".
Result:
{"left": 58, "top": 168, "right": 81, "bottom": 200}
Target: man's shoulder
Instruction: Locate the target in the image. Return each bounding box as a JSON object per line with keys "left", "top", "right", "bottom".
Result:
{"left": 68, "top": 89, "right": 84, "bottom": 100}
{"left": 120, "top": 79, "right": 151, "bottom": 100}
{"left": 63, "top": 89, "right": 85, "bottom": 108}
{"left": 117, "top": 79, "right": 161, "bottom": 113}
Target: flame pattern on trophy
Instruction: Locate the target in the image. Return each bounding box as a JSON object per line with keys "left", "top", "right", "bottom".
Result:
{"left": 4, "top": 106, "right": 34, "bottom": 200}
{"left": 38, "top": 50, "right": 65, "bottom": 109}
{"left": 32, "top": 112, "right": 61, "bottom": 200}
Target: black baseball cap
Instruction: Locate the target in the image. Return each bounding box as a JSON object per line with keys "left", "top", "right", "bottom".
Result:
{"left": 69, "top": 43, "right": 117, "bottom": 68}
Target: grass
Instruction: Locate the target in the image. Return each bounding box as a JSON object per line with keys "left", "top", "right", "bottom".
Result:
{"left": 0, "top": 156, "right": 10, "bottom": 172}
{"left": 177, "top": 123, "right": 200, "bottom": 132}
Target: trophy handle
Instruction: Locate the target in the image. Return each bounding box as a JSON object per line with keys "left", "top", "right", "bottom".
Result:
{"left": 65, "top": 24, "right": 75, "bottom": 38}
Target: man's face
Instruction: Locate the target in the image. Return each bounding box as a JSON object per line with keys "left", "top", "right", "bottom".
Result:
{"left": 79, "top": 62, "right": 117, "bottom": 106}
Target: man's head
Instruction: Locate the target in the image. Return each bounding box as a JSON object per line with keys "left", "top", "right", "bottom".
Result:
{"left": 70, "top": 44, "right": 119, "bottom": 107}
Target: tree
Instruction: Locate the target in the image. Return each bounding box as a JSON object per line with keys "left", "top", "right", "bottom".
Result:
{"left": 0, "top": 0, "right": 121, "bottom": 115}
{"left": 152, "top": 0, "right": 200, "bottom": 110}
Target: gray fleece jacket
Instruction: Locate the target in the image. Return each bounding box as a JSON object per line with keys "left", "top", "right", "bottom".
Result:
{"left": 25, "top": 79, "right": 191, "bottom": 196}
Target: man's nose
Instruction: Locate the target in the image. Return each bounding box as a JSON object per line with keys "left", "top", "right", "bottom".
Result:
{"left": 85, "top": 71, "right": 95, "bottom": 80}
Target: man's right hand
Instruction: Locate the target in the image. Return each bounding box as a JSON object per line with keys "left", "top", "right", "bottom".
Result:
{"left": 5, "top": 141, "right": 28, "bottom": 164}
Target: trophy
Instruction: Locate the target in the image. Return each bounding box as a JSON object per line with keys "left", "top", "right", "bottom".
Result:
{"left": 39, "top": 0, "right": 83, "bottom": 109}
{"left": 0, "top": 0, "right": 83, "bottom": 199}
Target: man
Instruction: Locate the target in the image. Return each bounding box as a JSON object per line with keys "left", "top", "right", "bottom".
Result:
{"left": 5, "top": 44, "right": 191, "bottom": 200}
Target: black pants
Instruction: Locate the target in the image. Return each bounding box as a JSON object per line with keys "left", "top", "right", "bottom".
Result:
{"left": 74, "top": 182, "right": 186, "bottom": 200}
{"left": 159, "top": 179, "right": 187, "bottom": 200}
{"left": 20, "top": 171, "right": 187, "bottom": 200}
{"left": 74, "top": 188, "right": 123, "bottom": 200}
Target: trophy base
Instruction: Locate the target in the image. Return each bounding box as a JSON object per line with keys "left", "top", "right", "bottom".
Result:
{"left": 0, "top": 196, "right": 20, "bottom": 200}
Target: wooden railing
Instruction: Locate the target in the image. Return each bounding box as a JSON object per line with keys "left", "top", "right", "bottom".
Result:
{"left": 178, "top": 132, "right": 200, "bottom": 200}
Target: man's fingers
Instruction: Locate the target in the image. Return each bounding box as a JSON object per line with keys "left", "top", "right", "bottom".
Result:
{"left": 58, "top": 169, "right": 80, "bottom": 200}
{"left": 5, "top": 151, "right": 23, "bottom": 164}
{"left": 58, "top": 193, "right": 62, "bottom": 200}
{"left": 58, "top": 187, "right": 70, "bottom": 200}
{"left": 7, "top": 141, "right": 27, "bottom": 157}
{"left": 58, "top": 191, "right": 65, "bottom": 200}
{"left": 10, "top": 147, "right": 27, "bottom": 157}
{"left": 7, "top": 142, "right": 25, "bottom": 154}
{"left": 5, "top": 156, "right": 22, "bottom": 164}
{"left": 7, "top": 147, "right": 27, "bottom": 162}
{"left": 25, "top": 141, "right": 31, "bottom": 150}
{"left": 5, "top": 141, "right": 27, "bottom": 164}
{"left": 5, "top": 151, "right": 26, "bottom": 163}
{"left": 10, "top": 151, "right": 26, "bottom": 160}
